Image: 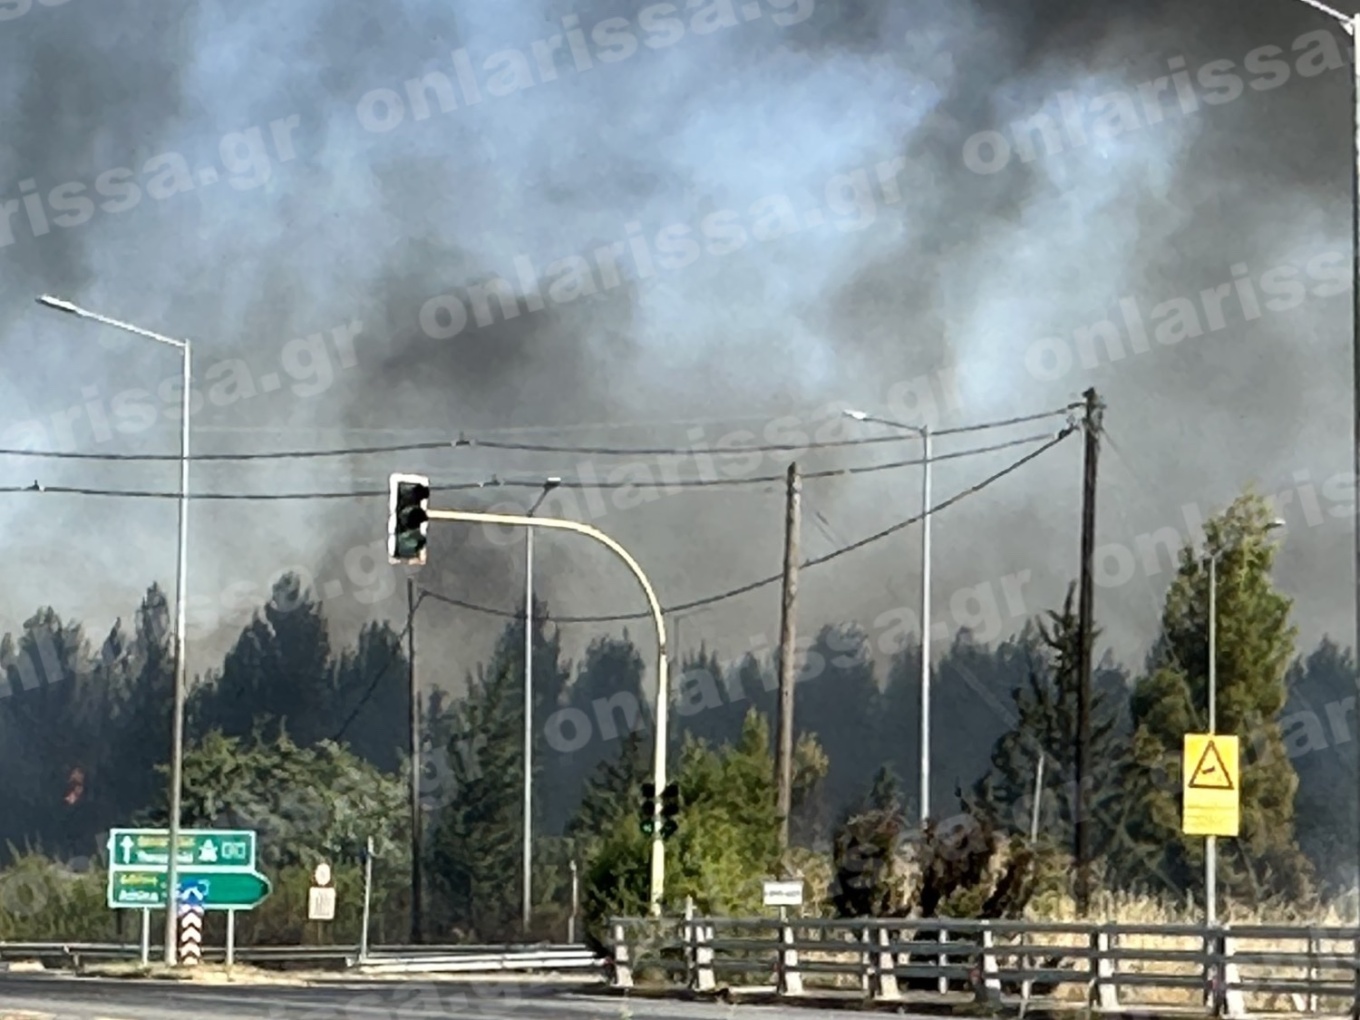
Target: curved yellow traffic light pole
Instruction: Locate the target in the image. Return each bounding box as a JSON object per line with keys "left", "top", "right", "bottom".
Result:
{"left": 425, "top": 508, "right": 670, "bottom": 917}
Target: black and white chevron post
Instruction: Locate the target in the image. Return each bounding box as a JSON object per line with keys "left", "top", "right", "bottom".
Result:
{"left": 177, "top": 883, "right": 205, "bottom": 966}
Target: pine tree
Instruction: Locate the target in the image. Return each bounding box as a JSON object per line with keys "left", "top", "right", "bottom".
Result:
{"left": 971, "top": 584, "right": 1127, "bottom": 858}
{"left": 426, "top": 636, "right": 524, "bottom": 939}
{"left": 1115, "top": 491, "right": 1314, "bottom": 905}
{"left": 191, "top": 574, "right": 334, "bottom": 747}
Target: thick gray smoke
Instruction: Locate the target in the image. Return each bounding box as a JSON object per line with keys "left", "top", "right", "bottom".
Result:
{"left": 0, "top": 0, "right": 1355, "bottom": 692}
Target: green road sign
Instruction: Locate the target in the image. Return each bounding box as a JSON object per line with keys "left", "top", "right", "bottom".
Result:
{"left": 107, "top": 828, "right": 256, "bottom": 871}
{"left": 108, "top": 869, "right": 272, "bottom": 911}
{"left": 106, "top": 827, "right": 267, "bottom": 911}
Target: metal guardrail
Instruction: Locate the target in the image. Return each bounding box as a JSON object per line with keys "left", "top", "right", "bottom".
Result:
{"left": 0, "top": 941, "right": 605, "bottom": 973}
{"left": 609, "top": 915, "right": 1360, "bottom": 1017}
{"left": 354, "top": 948, "right": 604, "bottom": 975}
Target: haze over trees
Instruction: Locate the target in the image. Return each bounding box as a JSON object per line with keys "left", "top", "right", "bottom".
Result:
{"left": 0, "top": 491, "right": 1352, "bottom": 940}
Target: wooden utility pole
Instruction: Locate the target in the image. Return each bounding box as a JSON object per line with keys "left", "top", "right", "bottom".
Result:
{"left": 776, "top": 463, "right": 801, "bottom": 853}
{"left": 1074, "top": 387, "right": 1103, "bottom": 916}
{"left": 407, "top": 577, "right": 423, "bottom": 943}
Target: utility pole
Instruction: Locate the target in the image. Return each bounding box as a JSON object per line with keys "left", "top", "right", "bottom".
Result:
{"left": 776, "top": 463, "right": 801, "bottom": 853}
{"left": 407, "top": 577, "right": 422, "bottom": 944}
{"left": 1073, "top": 386, "right": 1102, "bottom": 917}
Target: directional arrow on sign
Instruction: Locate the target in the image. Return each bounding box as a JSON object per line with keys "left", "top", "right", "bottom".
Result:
{"left": 108, "top": 869, "right": 272, "bottom": 910}
{"left": 120, "top": 835, "right": 134, "bottom": 864}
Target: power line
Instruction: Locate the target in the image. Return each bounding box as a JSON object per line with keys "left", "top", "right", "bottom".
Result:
{"left": 332, "top": 598, "right": 423, "bottom": 742}
{"left": 455, "top": 407, "right": 1077, "bottom": 456}
{"left": 2, "top": 431, "right": 1059, "bottom": 500}
{"left": 0, "top": 405, "right": 1076, "bottom": 463}
{"left": 324, "top": 424, "right": 1077, "bottom": 737}
{"left": 418, "top": 425, "right": 1078, "bottom": 624}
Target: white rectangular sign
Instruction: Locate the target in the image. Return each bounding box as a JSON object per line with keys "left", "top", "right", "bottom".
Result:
{"left": 762, "top": 880, "right": 804, "bottom": 907}
{"left": 308, "top": 885, "right": 336, "bottom": 921}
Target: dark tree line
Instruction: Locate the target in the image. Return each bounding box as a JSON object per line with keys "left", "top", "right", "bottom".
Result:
{"left": 2, "top": 493, "right": 1354, "bottom": 940}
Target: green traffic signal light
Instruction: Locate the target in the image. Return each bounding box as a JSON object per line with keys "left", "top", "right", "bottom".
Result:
{"left": 389, "top": 475, "right": 431, "bottom": 565}
{"left": 660, "top": 782, "right": 680, "bottom": 839}
{"left": 639, "top": 782, "right": 657, "bottom": 836}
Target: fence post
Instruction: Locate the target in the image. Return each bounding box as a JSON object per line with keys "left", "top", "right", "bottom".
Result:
{"left": 972, "top": 922, "right": 1001, "bottom": 1005}
{"left": 1090, "top": 927, "right": 1119, "bottom": 1010}
{"left": 938, "top": 925, "right": 950, "bottom": 993}
{"left": 1204, "top": 927, "right": 1227, "bottom": 1017}
{"left": 683, "top": 897, "right": 695, "bottom": 989}
{"left": 875, "top": 924, "right": 900, "bottom": 1001}
{"left": 779, "top": 914, "right": 802, "bottom": 996}
{"left": 1307, "top": 931, "right": 1319, "bottom": 1015}
{"left": 693, "top": 918, "right": 715, "bottom": 992}
{"left": 1220, "top": 927, "right": 1245, "bottom": 1020}
{"left": 610, "top": 920, "right": 633, "bottom": 989}
{"left": 852, "top": 924, "right": 867, "bottom": 996}
{"left": 1351, "top": 931, "right": 1360, "bottom": 1020}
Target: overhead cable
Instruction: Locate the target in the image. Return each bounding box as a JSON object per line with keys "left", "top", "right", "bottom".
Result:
{"left": 0, "top": 405, "right": 1077, "bottom": 462}
{"left": 1, "top": 431, "right": 1059, "bottom": 500}
{"left": 419, "top": 425, "right": 1078, "bottom": 624}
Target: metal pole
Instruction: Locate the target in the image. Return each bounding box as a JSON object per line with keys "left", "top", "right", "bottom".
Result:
{"left": 1351, "top": 10, "right": 1360, "bottom": 926}
{"left": 920, "top": 426, "right": 932, "bottom": 827}
{"left": 423, "top": 508, "right": 671, "bottom": 913}
{"left": 523, "top": 526, "right": 534, "bottom": 935}
{"left": 361, "top": 836, "right": 374, "bottom": 962}
{"left": 569, "top": 859, "right": 579, "bottom": 944}
{"left": 226, "top": 910, "right": 235, "bottom": 970}
{"left": 140, "top": 908, "right": 150, "bottom": 967}
{"left": 1207, "top": 553, "right": 1217, "bottom": 928}
{"left": 1030, "top": 753, "right": 1045, "bottom": 842}
{"left": 775, "top": 463, "right": 800, "bottom": 851}
{"left": 407, "top": 578, "right": 422, "bottom": 944}
{"left": 165, "top": 339, "right": 190, "bottom": 966}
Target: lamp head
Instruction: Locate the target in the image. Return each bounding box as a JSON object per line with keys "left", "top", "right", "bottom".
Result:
{"left": 843, "top": 409, "right": 868, "bottom": 421}
{"left": 544, "top": 477, "right": 561, "bottom": 491}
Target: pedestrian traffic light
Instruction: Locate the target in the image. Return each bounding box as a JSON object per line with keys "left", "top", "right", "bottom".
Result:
{"left": 388, "top": 473, "right": 431, "bottom": 565}
{"left": 639, "top": 782, "right": 656, "bottom": 837}
{"left": 660, "top": 782, "right": 680, "bottom": 839}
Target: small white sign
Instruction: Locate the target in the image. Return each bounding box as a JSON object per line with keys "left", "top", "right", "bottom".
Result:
{"left": 313, "top": 862, "right": 332, "bottom": 887}
{"left": 308, "top": 885, "right": 336, "bottom": 921}
{"left": 762, "top": 879, "right": 804, "bottom": 907}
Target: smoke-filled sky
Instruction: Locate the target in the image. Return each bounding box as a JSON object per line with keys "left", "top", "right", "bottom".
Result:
{"left": 0, "top": 0, "right": 1356, "bottom": 703}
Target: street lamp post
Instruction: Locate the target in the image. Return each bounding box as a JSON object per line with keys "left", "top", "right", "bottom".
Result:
{"left": 1203, "top": 518, "right": 1283, "bottom": 928}
{"left": 522, "top": 478, "right": 560, "bottom": 935}
{"left": 421, "top": 506, "right": 671, "bottom": 914}
{"left": 36, "top": 295, "right": 192, "bottom": 966}
{"left": 844, "top": 410, "right": 933, "bottom": 825}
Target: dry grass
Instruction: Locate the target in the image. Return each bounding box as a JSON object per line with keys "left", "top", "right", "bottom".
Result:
{"left": 990, "top": 889, "right": 1355, "bottom": 1013}
{"left": 653, "top": 855, "right": 1360, "bottom": 1011}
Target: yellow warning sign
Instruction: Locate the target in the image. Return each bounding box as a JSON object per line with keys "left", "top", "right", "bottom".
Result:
{"left": 1188, "top": 739, "right": 1234, "bottom": 790}
{"left": 1182, "top": 734, "right": 1239, "bottom": 837}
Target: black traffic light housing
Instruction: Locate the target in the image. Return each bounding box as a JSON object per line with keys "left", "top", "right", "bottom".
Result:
{"left": 389, "top": 473, "right": 431, "bottom": 565}
{"left": 660, "top": 782, "right": 680, "bottom": 839}
{"left": 639, "top": 782, "right": 656, "bottom": 837}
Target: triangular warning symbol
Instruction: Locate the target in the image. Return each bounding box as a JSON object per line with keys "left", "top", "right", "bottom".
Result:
{"left": 1189, "top": 739, "right": 1234, "bottom": 790}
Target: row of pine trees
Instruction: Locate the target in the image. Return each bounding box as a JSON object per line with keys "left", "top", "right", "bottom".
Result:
{"left": 1, "top": 491, "right": 1356, "bottom": 940}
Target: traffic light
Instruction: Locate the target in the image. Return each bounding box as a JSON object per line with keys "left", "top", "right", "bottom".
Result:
{"left": 639, "top": 782, "right": 656, "bottom": 837}
{"left": 660, "top": 782, "right": 680, "bottom": 839}
{"left": 388, "top": 473, "right": 431, "bottom": 565}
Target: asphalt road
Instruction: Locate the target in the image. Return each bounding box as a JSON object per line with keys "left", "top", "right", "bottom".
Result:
{"left": 0, "top": 974, "right": 916, "bottom": 1020}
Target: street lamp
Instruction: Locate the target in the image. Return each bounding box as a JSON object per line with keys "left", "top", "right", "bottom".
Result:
{"left": 523, "top": 477, "right": 560, "bottom": 934}
{"left": 1204, "top": 516, "right": 1284, "bottom": 927}
{"left": 36, "top": 295, "right": 192, "bottom": 966}
{"left": 843, "top": 409, "right": 933, "bottom": 825}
